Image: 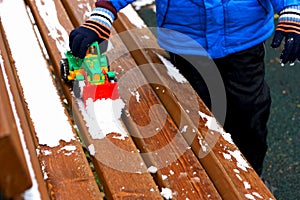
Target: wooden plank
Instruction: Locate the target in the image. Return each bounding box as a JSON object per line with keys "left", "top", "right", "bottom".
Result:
{"left": 0, "top": 59, "right": 32, "bottom": 198}
{"left": 113, "top": 5, "right": 276, "bottom": 200}
{"left": 38, "top": 140, "right": 102, "bottom": 200}
{"left": 116, "top": 59, "right": 222, "bottom": 199}
{"left": 0, "top": 19, "right": 50, "bottom": 200}
{"left": 25, "top": 0, "right": 163, "bottom": 199}
{"left": 1, "top": 1, "right": 102, "bottom": 199}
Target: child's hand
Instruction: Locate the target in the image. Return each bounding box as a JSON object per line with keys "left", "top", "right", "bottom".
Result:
{"left": 69, "top": 4, "right": 116, "bottom": 58}
{"left": 271, "top": 6, "right": 300, "bottom": 65}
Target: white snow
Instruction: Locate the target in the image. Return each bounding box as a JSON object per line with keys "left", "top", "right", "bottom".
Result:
{"left": 236, "top": 174, "right": 243, "bottom": 181}
{"left": 120, "top": 5, "right": 147, "bottom": 28}
{"left": 77, "top": 2, "right": 92, "bottom": 20}
{"left": 80, "top": 98, "right": 127, "bottom": 139}
{"left": 0, "top": 54, "right": 41, "bottom": 200}
{"left": 34, "top": 0, "right": 70, "bottom": 57}
{"left": 0, "top": 0, "right": 75, "bottom": 148}
{"left": 88, "top": 144, "right": 96, "bottom": 156}
{"left": 252, "top": 192, "right": 263, "bottom": 199}
{"left": 199, "top": 137, "right": 207, "bottom": 152}
{"left": 40, "top": 149, "right": 52, "bottom": 156}
{"left": 227, "top": 150, "right": 250, "bottom": 172}
{"left": 243, "top": 181, "right": 251, "bottom": 189}
{"left": 59, "top": 145, "right": 76, "bottom": 152}
{"left": 141, "top": 34, "right": 150, "bottom": 40}
{"left": 199, "top": 111, "right": 250, "bottom": 171}
{"left": 156, "top": 53, "right": 188, "bottom": 83}
{"left": 58, "top": 145, "right": 76, "bottom": 156}
{"left": 245, "top": 193, "right": 256, "bottom": 200}
{"left": 129, "top": 88, "right": 141, "bottom": 102}
{"left": 198, "top": 111, "right": 234, "bottom": 144}
{"left": 180, "top": 125, "right": 188, "bottom": 133}
{"left": 162, "top": 174, "right": 168, "bottom": 180}
{"left": 132, "top": 0, "right": 155, "bottom": 10}
{"left": 161, "top": 187, "right": 173, "bottom": 199}
{"left": 222, "top": 152, "right": 232, "bottom": 160}
{"left": 147, "top": 166, "right": 158, "bottom": 173}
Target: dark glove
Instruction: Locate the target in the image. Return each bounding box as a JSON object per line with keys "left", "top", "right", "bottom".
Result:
{"left": 271, "top": 5, "right": 300, "bottom": 65}
{"left": 69, "top": 1, "right": 117, "bottom": 58}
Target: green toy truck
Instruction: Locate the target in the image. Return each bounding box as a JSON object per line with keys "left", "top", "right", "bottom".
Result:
{"left": 60, "top": 41, "right": 119, "bottom": 104}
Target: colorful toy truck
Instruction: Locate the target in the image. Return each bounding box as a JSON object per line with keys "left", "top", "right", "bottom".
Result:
{"left": 60, "top": 41, "right": 119, "bottom": 104}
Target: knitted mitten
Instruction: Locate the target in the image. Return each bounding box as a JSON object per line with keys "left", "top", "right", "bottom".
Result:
{"left": 271, "top": 5, "right": 300, "bottom": 64}
{"left": 69, "top": 1, "right": 117, "bottom": 58}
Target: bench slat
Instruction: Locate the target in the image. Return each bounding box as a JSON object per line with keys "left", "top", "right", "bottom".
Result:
{"left": 0, "top": 20, "right": 50, "bottom": 199}
{"left": 0, "top": 55, "right": 32, "bottom": 199}
{"left": 119, "top": 76, "right": 222, "bottom": 199}
{"left": 25, "top": 0, "right": 164, "bottom": 199}
{"left": 1, "top": 1, "right": 102, "bottom": 199}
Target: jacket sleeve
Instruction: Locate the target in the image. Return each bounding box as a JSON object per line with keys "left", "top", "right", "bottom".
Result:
{"left": 270, "top": 0, "right": 300, "bottom": 13}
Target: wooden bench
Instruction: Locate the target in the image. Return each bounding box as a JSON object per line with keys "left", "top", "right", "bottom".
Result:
{"left": 0, "top": 52, "right": 32, "bottom": 199}
{"left": 0, "top": 0, "right": 276, "bottom": 199}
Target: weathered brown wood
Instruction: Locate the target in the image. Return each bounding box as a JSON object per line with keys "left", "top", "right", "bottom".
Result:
{"left": 61, "top": 0, "right": 94, "bottom": 27}
{"left": 0, "top": 19, "right": 51, "bottom": 200}
{"left": 113, "top": 5, "right": 276, "bottom": 200}
{"left": 0, "top": 23, "right": 49, "bottom": 199}
{"left": 26, "top": 0, "right": 163, "bottom": 199}
{"left": 38, "top": 140, "right": 102, "bottom": 200}
{"left": 118, "top": 70, "right": 222, "bottom": 199}
{"left": 1, "top": 0, "right": 276, "bottom": 199}
{"left": 145, "top": 37, "right": 276, "bottom": 200}
{"left": 62, "top": 1, "right": 224, "bottom": 199}
{"left": 1, "top": 1, "right": 102, "bottom": 199}
{"left": 0, "top": 61, "right": 32, "bottom": 198}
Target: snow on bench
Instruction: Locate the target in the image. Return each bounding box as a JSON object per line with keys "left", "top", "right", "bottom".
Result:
{"left": 0, "top": 0, "right": 102, "bottom": 199}
{"left": 24, "top": 0, "right": 163, "bottom": 199}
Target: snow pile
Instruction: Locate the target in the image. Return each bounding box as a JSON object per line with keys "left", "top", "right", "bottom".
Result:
{"left": 161, "top": 187, "right": 173, "bottom": 199}
{"left": 229, "top": 151, "right": 250, "bottom": 171}
{"left": 147, "top": 166, "right": 158, "bottom": 173}
{"left": 120, "top": 5, "right": 147, "bottom": 29}
{"left": 198, "top": 111, "right": 234, "bottom": 144}
{"left": 156, "top": 53, "right": 188, "bottom": 83}
{"left": 0, "top": 0, "right": 75, "bottom": 148}
{"left": 88, "top": 144, "right": 96, "bottom": 156}
{"left": 78, "top": 98, "right": 127, "bottom": 139}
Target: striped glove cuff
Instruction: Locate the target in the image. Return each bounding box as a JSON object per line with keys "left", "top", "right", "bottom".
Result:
{"left": 82, "top": 2, "right": 117, "bottom": 41}
{"left": 277, "top": 5, "right": 300, "bottom": 34}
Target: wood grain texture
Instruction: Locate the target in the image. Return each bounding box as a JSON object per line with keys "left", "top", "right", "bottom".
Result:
{"left": 0, "top": 58, "right": 32, "bottom": 198}
{"left": 3, "top": 1, "right": 103, "bottom": 199}
{"left": 113, "top": 6, "right": 276, "bottom": 200}
{"left": 0, "top": 19, "right": 50, "bottom": 199}
{"left": 29, "top": 0, "right": 163, "bottom": 199}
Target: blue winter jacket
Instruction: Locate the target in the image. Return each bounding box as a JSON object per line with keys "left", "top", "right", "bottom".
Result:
{"left": 111, "top": 0, "right": 300, "bottom": 58}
